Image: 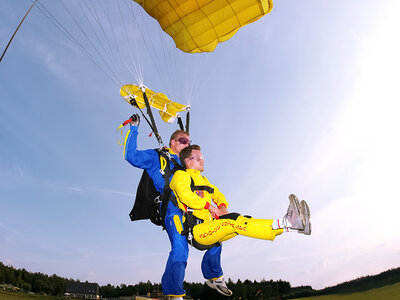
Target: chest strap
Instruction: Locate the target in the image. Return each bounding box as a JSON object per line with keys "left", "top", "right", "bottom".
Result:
{"left": 190, "top": 177, "right": 214, "bottom": 194}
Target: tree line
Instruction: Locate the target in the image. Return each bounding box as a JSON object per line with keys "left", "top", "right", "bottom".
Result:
{"left": 1, "top": 261, "right": 399, "bottom": 299}
{"left": 317, "top": 267, "right": 400, "bottom": 295}
{"left": 0, "top": 261, "right": 67, "bottom": 296}
{"left": 99, "top": 279, "right": 309, "bottom": 299}
{"left": 0, "top": 261, "right": 306, "bottom": 299}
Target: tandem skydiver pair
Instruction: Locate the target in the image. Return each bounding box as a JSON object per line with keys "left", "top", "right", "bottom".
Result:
{"left": 123, "top": 114, "right": 311, "bottom": 300}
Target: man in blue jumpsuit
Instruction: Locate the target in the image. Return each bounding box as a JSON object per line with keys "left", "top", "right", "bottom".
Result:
{"left": 124, "top": 115, "right": 225, "bottom": 299}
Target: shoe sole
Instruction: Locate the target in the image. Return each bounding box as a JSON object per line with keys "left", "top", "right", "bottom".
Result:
{"left": 206, "top": 280, "right": 233, "bottom": 297}
{"left": 299, "top": 200, "right": 311, "bottom": 235}
{"left": 289, "top": 194, "right": 304, "bottom": 230}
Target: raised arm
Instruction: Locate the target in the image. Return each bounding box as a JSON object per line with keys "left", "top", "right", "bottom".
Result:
{"left": 124, "top": 125, "right": 158, "bottom": 170}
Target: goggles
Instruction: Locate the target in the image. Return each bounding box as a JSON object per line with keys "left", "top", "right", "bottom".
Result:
{"left": 176, "top": 137, "right": 191, "bottom": 145}
{"left": 190, "top": 155, "right": 204, "bottom": 161}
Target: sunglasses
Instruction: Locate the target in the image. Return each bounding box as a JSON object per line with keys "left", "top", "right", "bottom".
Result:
{"left": 176, "top": 137, "right": 191, "bottom": 145}
{"left": 190, "top": 155, "right": 204, "bottom": 161}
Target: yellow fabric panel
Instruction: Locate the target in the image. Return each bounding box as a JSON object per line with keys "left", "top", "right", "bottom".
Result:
{"left": 173, "top": 215, "right": 184, "bottom": 234}
{"left": 120, "top": 84, "right": 189, "bottom": 123}
{"left": 133, "top": 0, "right": 273, "bottom": 53}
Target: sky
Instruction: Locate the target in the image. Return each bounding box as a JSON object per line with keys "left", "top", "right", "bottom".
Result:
{"left": 1, "top": 0, "right": 400, "bottom": 291}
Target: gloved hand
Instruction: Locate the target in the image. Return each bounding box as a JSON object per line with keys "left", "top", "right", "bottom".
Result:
{"left": 130, "top": 114, "right": 140, "bottom": 126}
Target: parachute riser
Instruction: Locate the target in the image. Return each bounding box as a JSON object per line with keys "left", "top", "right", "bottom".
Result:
{"left": 177, "top": 111, "right": 190, "bottom": 133}
{"left": 128, "top": 95, "right": 164, "bottom": 148}
{"left": 185, "top": 111, "right": 190, "bottom": 133}
{"left": 141, "top": 88, "right": 164, "bottom": 147}
{"left": 177, "top": 115, "right": 184, "bottom": 131}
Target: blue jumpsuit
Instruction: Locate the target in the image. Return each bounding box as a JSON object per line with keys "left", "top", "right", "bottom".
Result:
{"left": 124, "top": 125, "right": 223, "bottom": 297}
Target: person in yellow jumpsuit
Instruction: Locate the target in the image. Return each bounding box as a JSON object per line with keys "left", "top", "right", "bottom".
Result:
{"left": 170, "top": 145, "right": 311, "bottom": 296}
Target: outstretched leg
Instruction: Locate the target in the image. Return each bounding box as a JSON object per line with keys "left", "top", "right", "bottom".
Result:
{"left": 193, "top": 213, "right": 282, "bottom": 245}
{"left": 193, "top": 194, "right": 311, "bottom": 245}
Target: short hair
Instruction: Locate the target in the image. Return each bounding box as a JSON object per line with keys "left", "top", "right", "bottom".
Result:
{"left": 169, "top": 130, "right": 190, "bottom": 147}
{"left": 179, "top": 145, "right": 201, "bottom": 168}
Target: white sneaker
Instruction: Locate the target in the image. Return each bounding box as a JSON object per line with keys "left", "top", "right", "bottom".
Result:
{"left": 206, "top": 278, "right": 233, "bottom": 296}
{"left": 298, "top": 200, "right": 311, "bottom": 235}
{"left": 283, "top": 194, "right": 304, "bottom": 230}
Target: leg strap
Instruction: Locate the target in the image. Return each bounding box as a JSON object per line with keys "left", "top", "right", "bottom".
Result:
{"left": 182, "top": 210, "right": 220, "bottom": 251}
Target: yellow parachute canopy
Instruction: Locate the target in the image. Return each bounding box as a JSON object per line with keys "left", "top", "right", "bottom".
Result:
{"left": 133, "top": 0, "right": 273, "bottom": 53}
{"left": 120, "top": 84, "right": 189, "bottom": 123}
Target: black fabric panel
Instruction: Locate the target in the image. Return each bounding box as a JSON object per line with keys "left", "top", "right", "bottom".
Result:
{"left": 219, "top": 212, "right": 241, "bottom": 221}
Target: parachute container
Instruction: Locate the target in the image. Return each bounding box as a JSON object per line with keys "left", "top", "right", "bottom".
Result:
{"left": 120, "top": 84, "right": 189, "bottom": 123}
{"left": 133, "top": 0, "right": 273, "bottom": 53}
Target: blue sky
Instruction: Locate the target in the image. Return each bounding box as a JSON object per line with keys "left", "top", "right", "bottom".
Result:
{"left": 1, "top": 0, "right": 400, "bottom": 290}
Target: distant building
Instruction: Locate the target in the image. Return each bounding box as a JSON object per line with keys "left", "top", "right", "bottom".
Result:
{"left": 65, "top": 281, "right": 100, "bottom": 299}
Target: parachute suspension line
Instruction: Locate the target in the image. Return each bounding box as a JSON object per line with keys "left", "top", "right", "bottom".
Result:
{"left": 0, "top": 0, "right": 38, "bottom": 63}
{"left": 182, "top": 60, "right": 192, "bottom": 133}
{"left": 123, "top": 1, "right": 143, "bottom": 84}
{"left": 96, "top": 0, "right": 119, "bottom": 59}
{"left": 155, "top": 14, "right": 176, "bottom": 98}
{"left": 34, "top": 0, "right": 121, "bottom": 88}
{"left": 126, "top": 3, "right": 170, "bottom": 94}
{"left": 189, "top": 53, "right": 217, "bottom": 108}
{"left": 185, "top": 53, "right": 201, "bottom": 105}
{"left": 117, "top": 0, "right": 143, "bottom": 85}
{"left": 60, "top": 0, "right": 123, "bottom": 87}
{"left": 80, "top": 0, "right": 139, "bottom": 84}
{"left": 93, "top": 0, "right": 139, "bottom": 84}
{"left": 79, "top": 0, "right": 117, "bottom": 69}
{"left": 184, "top": 64, "right": 192, "bottom": 106}
{"left": 77, "top": 0, "right": 116, "bottom": 74}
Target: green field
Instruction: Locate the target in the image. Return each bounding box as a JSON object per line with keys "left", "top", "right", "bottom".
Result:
{"left": 0, "top": 290, "right": 63, "bottom": 300}
{"left": 292, "top": 282, "right": 400, "bottom": 300}
{"left": 2, "top": 282, "right": 400, "bottom": 300}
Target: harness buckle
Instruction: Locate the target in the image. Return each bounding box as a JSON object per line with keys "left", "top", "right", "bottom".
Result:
{"left": 159, "top": 169, "right": 165, "bottom": 175}
{"left": 164, "top": 150, "right": 172, "bottom": 160}
{"left": 154, "top": 195, "right": 161, "bottom": 204}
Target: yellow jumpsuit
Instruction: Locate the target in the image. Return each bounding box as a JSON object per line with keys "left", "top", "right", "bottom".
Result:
{"left": 170, "top": 169, "right": 283, "bottom": 246}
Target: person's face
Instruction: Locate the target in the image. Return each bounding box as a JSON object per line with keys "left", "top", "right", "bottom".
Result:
{"left": 185, "top": 149, "right": 205, "bottom": 172}
{"left": 170, "top": 133, "right": 190, "bottom": 154}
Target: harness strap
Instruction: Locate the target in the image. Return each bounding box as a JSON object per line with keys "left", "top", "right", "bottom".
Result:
{"left": 190, "top": 177, "right": 215, "bottom": 194}
{"left": 182, "top": 209, "right": 220, "bottom": 251}
{"left": 157, "top": 148, "right": 183, "bottom": 228}
{"left": 179, "top": 176, "right": 219, "bottom": 250}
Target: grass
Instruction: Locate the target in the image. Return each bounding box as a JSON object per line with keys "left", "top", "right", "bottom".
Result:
{"left": 0, "top": 290, "right": 63, "bottom": 300}
{"left": 1, "top": 282, "right": 400, "bottom": 300}
{"left": 292, "top": 282, "right": 400, "bottom": 300}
